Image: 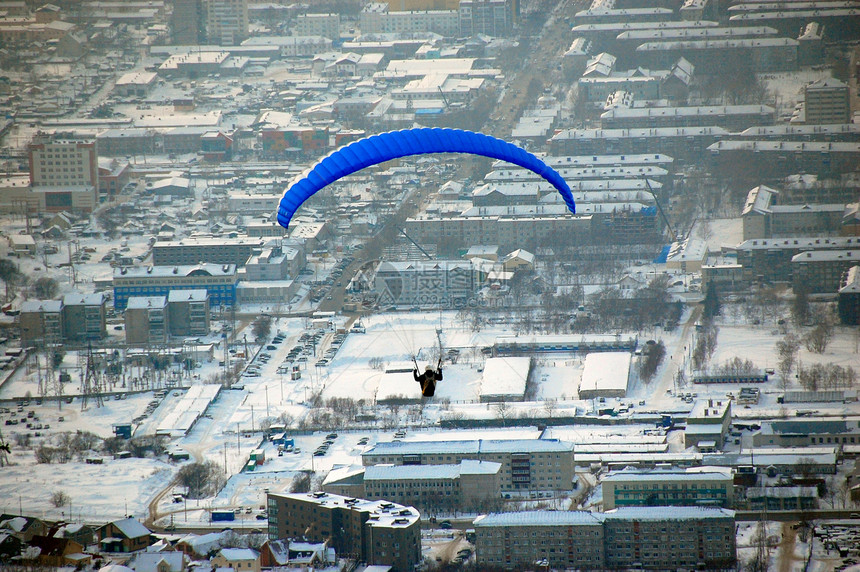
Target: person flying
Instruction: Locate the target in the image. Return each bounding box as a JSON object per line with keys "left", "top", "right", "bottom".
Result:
{"left": 413, "top": 359, "right": 442, "bottom": 397}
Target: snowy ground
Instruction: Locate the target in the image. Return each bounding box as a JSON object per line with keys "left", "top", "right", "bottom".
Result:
{"left": 3, "top": 299, "right": 860, "bottom": 528}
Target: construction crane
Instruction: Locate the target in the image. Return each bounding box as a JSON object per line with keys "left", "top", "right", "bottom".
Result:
{"left": 643, "top": 178, "right": 680, "bottom": 242}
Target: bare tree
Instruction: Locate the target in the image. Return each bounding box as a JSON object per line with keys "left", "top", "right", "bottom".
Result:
{"left": 776, "top": 333, "right": 800, "bottom": 390}
{"left": 51, "top": 490, "right": 70, "bottom": 508}
{"left": 804, "top": 323, "right": 833, "bottom": 354}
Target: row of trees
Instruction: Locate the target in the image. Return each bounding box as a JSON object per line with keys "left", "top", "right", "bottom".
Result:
{"left": 31, "top": 431, "right": 167, "bottom": 464}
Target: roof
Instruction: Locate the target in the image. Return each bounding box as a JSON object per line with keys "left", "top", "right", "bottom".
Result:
{"left": 126, "top": 296, "right": 167, "bottom": 310}
{"left": 637, "top": 37, "right": 799, "bottom": 51}
{"left": 603, "top": 506, "right": 735, "bottom": 520}
{"left": 806, "top": 77, "right": 849, "bottom": 90}
{"left": 269, "top": 492, "right": 419, "bottom": 528}
{"left": 22, "top": 300, "right": 63, "bottom": 313}
{"left": 364, "top": 438, "right": 574, "bottom": 456}
{"left": 736, "top": 236, "right": 860, "bottom": 251}
{"left": 219, "top": 548, "right": 258, "bottom": 562}
{"left": 110, "top": 517, "right": 150, "bottom": 539}
{"left": 602, "top": 104, "right": 773, "bottom": 120}
{"left": 767, "top": 420, "right": 857, "bottom": 435}
{"left": 474, "top": 511, "right": 603, "bottom": 527}
{"left": 62, "top": 292, "right": 104, "bottom": 306}
{"left": 167, "top": 289, "right": 208, "bottom": 303}
{"left": 603, "top": 468, "right": 731, "bottom": 483}
{"left": 840, "top": 265, "right": 860, "bottom": 294}
{"left": 113, "top": 263, "right": 238, "bottom": 279}
{"left": 579, "top": 352, "right": 631, "bottom": 394}
{"left": 792, "top": 250, "right": 860, "bottom": 263}
{"left": 365, "top": 460, "right": 502, "bottom": 481}
{"left": 479, "top": 357, "right": 530, "bottom": 399}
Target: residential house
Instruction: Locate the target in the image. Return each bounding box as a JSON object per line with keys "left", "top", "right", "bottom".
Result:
{"left": 97, "top": 517, "right": 153, "bottom": 553}
{"left": 211, "top": 548, "right": 260, "bottom": 572}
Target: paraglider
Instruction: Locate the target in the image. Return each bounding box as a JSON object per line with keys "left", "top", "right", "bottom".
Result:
{"left": 276, "top": 128, "right": 576, "bottom": 229}
{"left": 413, "top": 357, "right": 443, "bottom": 398}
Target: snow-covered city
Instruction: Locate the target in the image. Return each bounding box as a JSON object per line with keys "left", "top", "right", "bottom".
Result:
{"left": 1, "top": 0, "right": 860, "bottom": 571}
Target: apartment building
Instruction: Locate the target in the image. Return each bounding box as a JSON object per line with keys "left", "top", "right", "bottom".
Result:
{"left": 708, "top": 141, "right": 860, "bottom": 179}
{"left": 19, "top": 300, "right": 63, "bottom": 346}
{"left": 171, "top": 0, "right": 204, "bottom": 45}
{"left": 360, "top": 3, "right": 459, "bottom": 36}
{"left": 362, "top": 439, "right": 575, "bottom": 492}
{"left": 803, "top": 77, "right": 850, "bottom": 124}
{"left": 124, "top": 296, "right": 168, "bottom": 345}
{"left": 602, "top": 467, "right": 734, "bottom": 510}
{"left": 792, "top": 249, "right": 860, "bottom": 294}
{"left": 838, "top": 265, "right": 860, "bottom": 325}
{"left": 266, "top": 492, "right": 420, "bottom": 572}
{"left": 741, "top": 185, "right": 846, "bottom": 240}
{"left": 403, "top": 212, "right": 593, "bottom": 253}
{"left": 62, "top": 292, "right": 106, "bottom": 342}
{"left": 474, "top": 507, "right": 736, "bottom": 570}
{"left": 152, "top": 237, "right": 265, "bottom": 267}
{"left": 459, "top": 0, "right": 514, "bottom": 36}
{"left": 733, "top": 236, "right": 860, "bottom": 284}
{"left": 294, "top": 13, "right": 339, "bottom": 39}
{"left": 600, "top": 105, "right": 775, "bottom": 131}
{"left": 204, "top": 0, "right": 248, "bottom": 45}
{"left": 166, "top": 289, "right": 210, "bottom": 337}
{"left": 20, "top": 293, "right": 107, "bottom": 345}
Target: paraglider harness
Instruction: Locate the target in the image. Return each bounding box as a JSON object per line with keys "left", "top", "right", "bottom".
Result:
{"left": 413, "top": 357, "right": 442, "bottom": 397}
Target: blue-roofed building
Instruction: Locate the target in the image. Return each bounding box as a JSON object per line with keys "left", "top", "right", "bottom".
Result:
{"left": 113, "top": 264, "right": 238, "bottom": 310}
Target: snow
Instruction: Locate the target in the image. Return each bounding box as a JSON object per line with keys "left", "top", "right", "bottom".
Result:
{"left": 478, "top": 357, "right": 530, "bottom": 401}
{"left": 579, "top": 352, "right": 631, "bottom": 397}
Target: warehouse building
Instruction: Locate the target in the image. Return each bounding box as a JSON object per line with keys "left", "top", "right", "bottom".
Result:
{"left": 578, "top": 352, "right": 631, "bottom": 399}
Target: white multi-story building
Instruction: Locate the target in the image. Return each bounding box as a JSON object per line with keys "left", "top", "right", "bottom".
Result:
{"left": 204, "top": 0, "right": 248, "bottom": 45}
{"left": 360, "top": 2, "right": 459, "bottom": 36}
{"left": 294, "top": 13, "right": 340, "bottom": 40}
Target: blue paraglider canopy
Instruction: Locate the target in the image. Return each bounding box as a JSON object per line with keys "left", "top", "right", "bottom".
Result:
{"left": 276, "top": 128, "right": 575, "bottom": 229}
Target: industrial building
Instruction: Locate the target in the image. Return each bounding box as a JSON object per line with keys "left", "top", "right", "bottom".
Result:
{"left": 684, "top": 399, "right": 732, "bottom": 450}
